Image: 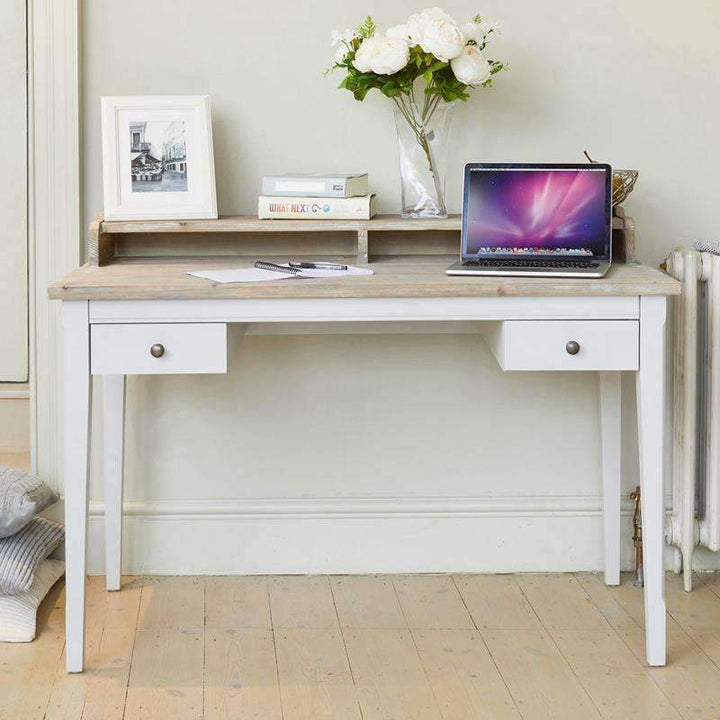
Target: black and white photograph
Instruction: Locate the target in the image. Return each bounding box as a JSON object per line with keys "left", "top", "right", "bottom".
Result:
{"left": 101, "top": 95, "right": 216, "bottom": 220}
{"left": 130, "top": 120, "right": 188, "bottom": 193}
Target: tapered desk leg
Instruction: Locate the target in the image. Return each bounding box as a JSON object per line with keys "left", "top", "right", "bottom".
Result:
{"left": 103, "top": 375, "right": 125, "bottom": 591}
{"left": 599, "top": 371, "right": 621, "bottom": 586}
{"left": 62, "top": 301, "right": 92, "bottom": 673}
{"left": 637, "top": 295, "right": 667, "bottom": 667}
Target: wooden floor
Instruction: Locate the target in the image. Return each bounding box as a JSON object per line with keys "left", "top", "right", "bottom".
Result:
{"left": 4, "top": 572, "right": 720, "bottom": 719}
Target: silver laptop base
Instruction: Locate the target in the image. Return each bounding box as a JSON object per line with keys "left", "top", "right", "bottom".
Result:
{"left": 445, "top": 261, "right": 610, "bottom": 279}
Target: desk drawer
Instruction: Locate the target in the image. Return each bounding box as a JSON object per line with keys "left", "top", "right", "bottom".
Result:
{"left": 91, "top": 323, "right": 227, "bottom": 375}
{"left": 487, "top": 320, "right": 639, "bottom": 371}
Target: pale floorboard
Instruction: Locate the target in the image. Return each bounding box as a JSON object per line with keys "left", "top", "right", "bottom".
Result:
{"left": 393, "top": 574, "right": 474, "bottom": 630}
{"left": 343, "top": 628, "right": 442, "bottom": 719}
{"left": 453, "top": 574, "right": 540, "bottom": 630}
{"left": 45, "top": 628, "right": 136, "bottom": 720}
{"left": 137, "top": 575, "right": 204, "bottom": 631}
{"left": 331, "top": 575, "right": 406, "bottom": 629}
{"left": 578, "top": 572, "right": 720, "bottom": 719}
{"left": 268, "top": 576, "right": 338, "bottom": 630}
{"left": 482, "top": 628, "right": 602, "bottom": 720}
{"left": 551, "top": 628, "right": 681, "bottom": 719}
{"left": 515, "top": 573, "right": 608, "bottom": 629}
{"left": 124, "top": 629, "right": 204, "bottom": 720}
{"left": 9, "top": 572, "right": 720, "bottom": 719}
{"left": 665, "top": 572, "right": 720, "bottom": 629}
{"left": 204, "top": 628, "right": 282, "bottom": 720}
{"left": 85, "top": 575, "right": 142, "bottom": 630}
{"left": 645, "top": 625, "right": 720, "bottom": 720}
{"left": 413, "top": 628, "right": 521, "bottom": 720}
{"left": 205, "top": 576, "right": 271, "bottom": 630}
{"left": 275, "top": 628, "right": 361, "bottom": 720}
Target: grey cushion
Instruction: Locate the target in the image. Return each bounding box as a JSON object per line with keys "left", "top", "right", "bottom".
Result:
{"left": 0, "top": 465, "right": 59, "bottom": 538}
{"left": 0, "top": 517, "right": 65, "bottom": 595}
{"left": 695, "top": 239, "right": 720, "bottom": 255}
{"left": 0, "top": 558, "right": 65, "bottom": 642}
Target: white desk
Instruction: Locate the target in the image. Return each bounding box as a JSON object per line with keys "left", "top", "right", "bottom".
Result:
{"left": 50, "top": 255, "right": 681, "bottom": 671}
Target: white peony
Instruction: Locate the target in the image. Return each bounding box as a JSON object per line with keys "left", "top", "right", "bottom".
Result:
{"left": 353, "top": 34, "right": 410, "bottom": 75}
{"left": 461, "top": 21, "right": 483, "bottom": 45}
{"left": 386, "top": 23, "right": 410, "bottom": 41}
{"left": 407, "top": 7, "right": 465, "bottom": 62}
{"left": 450, "top": 45, "right": 491, "bottom": 85}
{"left": 407, "top": 7, "right": 445, "bottom": 45}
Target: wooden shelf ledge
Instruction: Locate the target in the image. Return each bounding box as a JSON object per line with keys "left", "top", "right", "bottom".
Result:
{"left": 100, "top": 214, "right": 463, "bottom": 234}
{"left": 89, "top": 213, "right": 628, "bottom": 267}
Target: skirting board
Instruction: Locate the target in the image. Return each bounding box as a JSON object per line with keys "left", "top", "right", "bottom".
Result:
{"left": 46, "top": 494, "right": 707, "bottom": 575}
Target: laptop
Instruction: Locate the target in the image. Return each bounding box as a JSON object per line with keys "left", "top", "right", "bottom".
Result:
{"left": 446, "top": 163, "right": 612, "bottom": 278}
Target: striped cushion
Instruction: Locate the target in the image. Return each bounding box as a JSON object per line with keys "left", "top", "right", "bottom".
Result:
{"left": 0, "top": 466, "right": 59, "bottom": 538}
{"left": 0, "top": 517, "right": 64, "bottom": 595}
{"left": 0, "top": 558, "right": 64, "bottom": 642}
{"left": 694, "top": 239, "right": 720, "bottom": 255}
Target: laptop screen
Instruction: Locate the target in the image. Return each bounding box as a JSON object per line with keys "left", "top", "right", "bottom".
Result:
{"left": 462, "top": 165, "right": 611, "bottom": 260}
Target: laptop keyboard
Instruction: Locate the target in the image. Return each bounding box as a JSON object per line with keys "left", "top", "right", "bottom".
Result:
{"left": 463, "top": 259, "right": 600, "bottom": 270}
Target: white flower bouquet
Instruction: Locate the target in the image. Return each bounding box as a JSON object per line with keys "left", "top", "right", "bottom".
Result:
{"left": 329, "top": 8, "right": 506, "bottom": 217}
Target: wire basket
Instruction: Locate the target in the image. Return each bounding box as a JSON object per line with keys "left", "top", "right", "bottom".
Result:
{"left": 612, "top": 169, "right": 638, "bottom": 207}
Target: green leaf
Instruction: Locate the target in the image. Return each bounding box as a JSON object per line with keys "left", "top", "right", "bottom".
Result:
{"left": 357, "top": 16, "right": 376, "bottom": 39}
{"left": 380, "top": 81, "right": 401, "bottom": 98}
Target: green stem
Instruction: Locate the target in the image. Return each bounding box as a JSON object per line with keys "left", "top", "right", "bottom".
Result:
{"left": 393, "top": 91, "right": 447, "bottom": 215}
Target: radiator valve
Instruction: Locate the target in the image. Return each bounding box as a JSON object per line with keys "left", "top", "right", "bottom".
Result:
{"left": 630, "top": 486, "right": 643, "bottom": 587}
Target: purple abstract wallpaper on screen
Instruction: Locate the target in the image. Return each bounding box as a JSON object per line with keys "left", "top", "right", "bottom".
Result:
{"left": 465, "top": 169, "right": 608, "bottom": 256}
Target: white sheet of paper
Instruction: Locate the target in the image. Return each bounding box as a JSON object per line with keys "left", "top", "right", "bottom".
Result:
{"left": 187, "top": 264, "right": 374, "bottom": 284}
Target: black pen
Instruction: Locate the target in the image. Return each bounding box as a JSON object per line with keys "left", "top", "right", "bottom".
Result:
{"left": 288, "top": 261, "right": 348, "bottom": 271}
{"left": 253, "top": 261, "right": 302, "bottom": 275}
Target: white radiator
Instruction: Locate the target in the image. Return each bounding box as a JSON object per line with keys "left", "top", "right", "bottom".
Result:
{"left": 666, "top": 250, "right": 720, "bottom": 591}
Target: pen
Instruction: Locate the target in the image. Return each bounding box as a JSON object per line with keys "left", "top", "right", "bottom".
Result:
{"left": 254, "top": 261, "right": 302, "bottom": 275}
{"left": 288, "top": 261, "right": 348, "bottom": 271}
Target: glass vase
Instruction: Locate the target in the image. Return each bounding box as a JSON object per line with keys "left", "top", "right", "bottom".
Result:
{"left": 393, "top": 90, "right": 455, "bottom": 219}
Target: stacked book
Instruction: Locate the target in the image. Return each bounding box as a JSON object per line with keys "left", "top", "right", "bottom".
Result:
{"left": 258, "top": 173, "right": 376, "bottom": 220}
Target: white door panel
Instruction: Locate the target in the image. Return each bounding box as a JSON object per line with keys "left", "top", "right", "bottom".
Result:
{"left": 0, "top": 0, "right": 28, "bottom": 381}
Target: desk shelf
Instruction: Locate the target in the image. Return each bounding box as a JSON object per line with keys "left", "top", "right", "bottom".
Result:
{"left": 89, "top": 212, "right": 632, "bottom": 267}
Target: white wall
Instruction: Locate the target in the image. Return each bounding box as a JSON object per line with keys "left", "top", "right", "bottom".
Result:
{"left": 0, "top": 392, "right": 30, "bottom": 454}
{"left": 80, "top": 0, "right": 720, "bottom": 574}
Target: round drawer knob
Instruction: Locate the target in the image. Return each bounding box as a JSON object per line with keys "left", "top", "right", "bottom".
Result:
{"left": 150, "top": 343, "right": 165, "bottom": 358}
{"left": 565, "top": 340, "right": 581, "bottom": 356}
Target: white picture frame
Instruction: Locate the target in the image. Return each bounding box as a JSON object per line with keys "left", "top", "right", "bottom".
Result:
{"left": 101, "top": 95, "right": 217, "bottom": 221}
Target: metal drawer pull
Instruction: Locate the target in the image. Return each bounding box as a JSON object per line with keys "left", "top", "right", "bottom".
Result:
{"left": 150, "top": 343, "right": 165, "bottom": 358}
{"left": 565, "top": 340, "right": 581, "bottom": 355}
